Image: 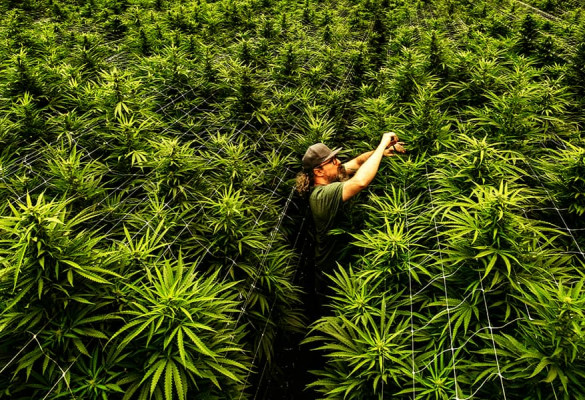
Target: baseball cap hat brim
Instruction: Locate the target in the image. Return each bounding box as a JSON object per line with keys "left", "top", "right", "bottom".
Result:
{"left": 302, "top": 144, "right": 342, "bottom": 171}
{"left": 321, "top": 147, "right": 341, "bottom": 164}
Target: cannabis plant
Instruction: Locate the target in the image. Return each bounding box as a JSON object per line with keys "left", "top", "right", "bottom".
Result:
{"left": 305, "top": 297, "right": 413, "bottom": 399}
{"left": 479, "top": 279, "right": 585, "bottom": 399}
{"left": 0, "top": 194, "right": 120, "bottom": 399}
{"left": 110, "top": 256, "right": 250, "bottom": 400}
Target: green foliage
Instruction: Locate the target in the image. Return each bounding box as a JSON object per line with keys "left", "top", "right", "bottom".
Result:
{"left": 0, "top": 194, "right": 122, "bottom": 399}
{"left": 537, "top": 143, "right": 585, "bottom": 217}
{"left": 45, "top": 144, "right": 108, "bottom": 205}
{"left": 518, "top": 13, "right": 540, "bottom": 55}
{"left": 438, "top": 182, "right": 564, "bottom": 286}
{"left": 110, "top": 256, "right": 250, "bottom": 400}
{"left": 305, "top": 297, "right": 413, "bottom": 399}
{"left": 479, "top": 280, "right": 585, "bottom": 399}
{"left": 1, "top": 0, "right": 585, "bottom": 398}
{"left": 568, "top": 42, "right": 585, "bottom": 95}
{"left": 141, "top": 138, "right": 205, "bottom": 207}
{"left": 389, "top": 81, "right": 455, "bottom": 154}
{"left": 431, "top": 134, "right": 527, "bottom": 197}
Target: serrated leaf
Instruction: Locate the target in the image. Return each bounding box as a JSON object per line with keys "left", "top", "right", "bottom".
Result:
{"left": 72, "top": 328, "right": 108, "bottom": 339}
{"left": 70, "top": 295, "right": 93, "bottom": 305}
{"left": 529, "top": 358, "right": 551, "bottom": 378}
{"left": 183, "top": 327, "right": 216, "bottom": 358}
{"left": 177, "top": 328, "right": 186, "bottom": 365}
{"left": 73, "top": 338, "right": 90, "bottom": 356}
{"left": 75, "top": 269, "right": 111, "bottom": 284}
{"left": 172, "top": 362, "right": 185, "bottom": 400}
{"left": 37, "top": 279, "right": 43, "bottom": 299}
{"left": 149, "top": 360, "right": 166, "bottom": 395}
{"left": 106, "top": 383, "right": 125, "bottom": 393}
{"left": 61, "top": 259, "right": 82, "bottom": 269}
{"left": 543, "top": 366, "right": 558, "bottom": 383}
{"left": 208, "top": 362, "right": 242, "bottom": 383}
{"left": 165, "top": 360, "right": 174, "bottom": 400}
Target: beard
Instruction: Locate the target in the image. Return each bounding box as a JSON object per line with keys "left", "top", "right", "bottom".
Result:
{"left": 327, "top": 164, "right": 349, "bottom": 183}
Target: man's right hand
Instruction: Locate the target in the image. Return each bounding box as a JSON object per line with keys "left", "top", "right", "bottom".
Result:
{"left": 381, "top": 132, "right": 399, "bottom": 148}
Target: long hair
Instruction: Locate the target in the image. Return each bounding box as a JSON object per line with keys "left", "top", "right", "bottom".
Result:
{"left": 295, "top": 164, "right": 349, "bottom": 197}
{"left": 295, "top": 170, "right": 313, "bottom": 197}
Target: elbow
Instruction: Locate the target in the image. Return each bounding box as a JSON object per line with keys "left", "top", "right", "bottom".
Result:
{"left": 352, "top": 179, "right": 369, "bottom": 190}
{"left": 343, "top": 178, "right": 371, "bottom": 201}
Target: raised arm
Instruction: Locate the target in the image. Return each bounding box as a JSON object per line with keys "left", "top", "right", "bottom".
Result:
{"left": 343, "top": 150, "right": 374, "bottom": 176}
{"left": 343, "top": 132, "right": 400, "bottom": 175}
{"left": 341, "top": 132, "right": 396, "bottom": 202}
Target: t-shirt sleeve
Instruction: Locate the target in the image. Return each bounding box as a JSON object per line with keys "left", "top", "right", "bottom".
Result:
{"left": 310, "top": 182, "right": 344, "bottom": 235}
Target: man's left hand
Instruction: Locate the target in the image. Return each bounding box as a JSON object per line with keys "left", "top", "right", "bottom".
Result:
{"left": 384, "top": 142, "right": 406, "bottom": 156}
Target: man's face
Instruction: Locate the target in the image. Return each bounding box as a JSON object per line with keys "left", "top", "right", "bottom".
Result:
{"left": 316, "top": 157, "right": 347, "bottom": 183}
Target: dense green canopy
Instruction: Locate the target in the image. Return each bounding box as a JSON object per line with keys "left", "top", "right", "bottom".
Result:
{"left": 0, "top": 0, "right": 584, "bottom": 399}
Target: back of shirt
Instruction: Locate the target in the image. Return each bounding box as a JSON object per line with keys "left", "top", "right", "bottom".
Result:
{"left": 309, "top": 182, "right": 345, "bottom": 272}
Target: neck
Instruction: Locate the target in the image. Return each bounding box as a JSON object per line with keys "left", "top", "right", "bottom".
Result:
{"left": 314, "top": 177, "right": 330, "bottom": 186}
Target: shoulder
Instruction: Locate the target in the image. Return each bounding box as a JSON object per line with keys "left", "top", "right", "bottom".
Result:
{"left": 310, "top": 182, "right": 344, "bottom": 201}
{"left": 310, "top": 182, "right": 345, "bottom": 216}
{"left": 310, "top": 182, "right": 345, "bottom": 225}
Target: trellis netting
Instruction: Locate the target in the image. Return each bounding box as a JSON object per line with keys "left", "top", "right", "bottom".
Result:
{"left": 1, "top": 0, "right": 584, "bottom": 399}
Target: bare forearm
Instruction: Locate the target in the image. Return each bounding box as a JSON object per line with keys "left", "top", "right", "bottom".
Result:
{"left": 350, "top": 143, "right": 386, "bottom": 187}
{"left": 343, "top": 150, "right": 375, "bottom": 175}
{"left": 341, "top": 132, "right": 396, "bottom": 201}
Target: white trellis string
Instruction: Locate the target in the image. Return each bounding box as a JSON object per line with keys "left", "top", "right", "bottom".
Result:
{"left": 0, "top": 34, "right": 152, "bottom": 183}
{"left": 2, "top": 7, "right": 333, "bottom": 400}
{"left": 245, "top": 213, "right": 310, "bottom": 400}
{"left": 9, "top": 109, "right": 278, "bottom": 271}
{"left": 93, "top": 12, "right": 362, "bottom": 397}
{"left": 411, "top": 317, "right": 523, "bottom": 377}
{"left": 253, "top": 359, "right": 269, "bottom": 400}
{"left": 233, "top": 0, "right": 380, "bottom": 314}
{"left": 0, "top": 321, "right": 51, "bottom": 375}
{"left": 41, "top": 357, "right": 80, "bottom": 400}
{"left": 425, "top": 163, "right": 461, "bottom": 398}
{"left": 10, "top": 86, "right": 223, "bottom": 203}
{"left": 80, "top": 33, "right": 332, "bottom": 239}
{"left": 5, "top": 2, "right": 583, "bottom": 399}
{"left": 484, "top": 0, "right": 580, "bottom": 58}
{"left": 126, "top": 188, "right": 303, "bottom": 394}
{"left": 417, "top": 144, "right": 582, "bottom": 400}
{"left": 115, "top": 101, "right": 303, "bottom": 266}
{"left": 517, "top": 147, "right": 581, "bottom": 400}
{"left": 402, "top": 179, "right": 417, "bottom": 399}
{"left": 3, "top": 51, "right": 236, "bottom": 192}
{"left": 147, "top": 166, "right": 297, "bottom": 270}
{"left": 551, "top": 382, "right": 559, "bottom": 400}
{"left": 233, "top": 9, "right": 381, "bottom": 395}
{"left": 7, "top": 18, "right": 351, "bottom": 244}
{"left": 478, "top": 272, "right": 508, "bottom": 399}
{"left": 229, "top": 19, "right": 380, "bottom": 325}
{"left": 29, "top": 333, "right": 91, "bottom": 400}
{"left": 412, "top": 287, "right": 484, "bottom": 334}
{"left": 93, "top": 71, "right": 334, "bottom": 296}
{"left": 28, "top": 79, "right": 305, "bottom": 400}
{"left": 524, "top": 159, "right": 585, "bottom": 260}
{"left": 0, "top": 81, "right": 196, "bottom": 182}
{"left": 235, "top": 186, "right": 296, "bottom": 327}
{"left": 513, "top": 0, "right": 562, "bottom": 22}
{"left": 1, "top": 22, "right": 328, "bottom": 399}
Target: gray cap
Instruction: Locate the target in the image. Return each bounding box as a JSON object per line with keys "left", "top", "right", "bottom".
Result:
{"left": 302, "top": 143, "right": 341, "bottom": 172}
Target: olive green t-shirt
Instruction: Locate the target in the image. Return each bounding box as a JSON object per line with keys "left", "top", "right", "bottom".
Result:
{"left": 309, "top": 182, "right": 345, "bottom": 271}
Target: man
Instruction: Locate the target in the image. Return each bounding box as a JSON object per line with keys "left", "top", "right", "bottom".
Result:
{"left": 295, "top": 132, "right": 405, "bottom": 303}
